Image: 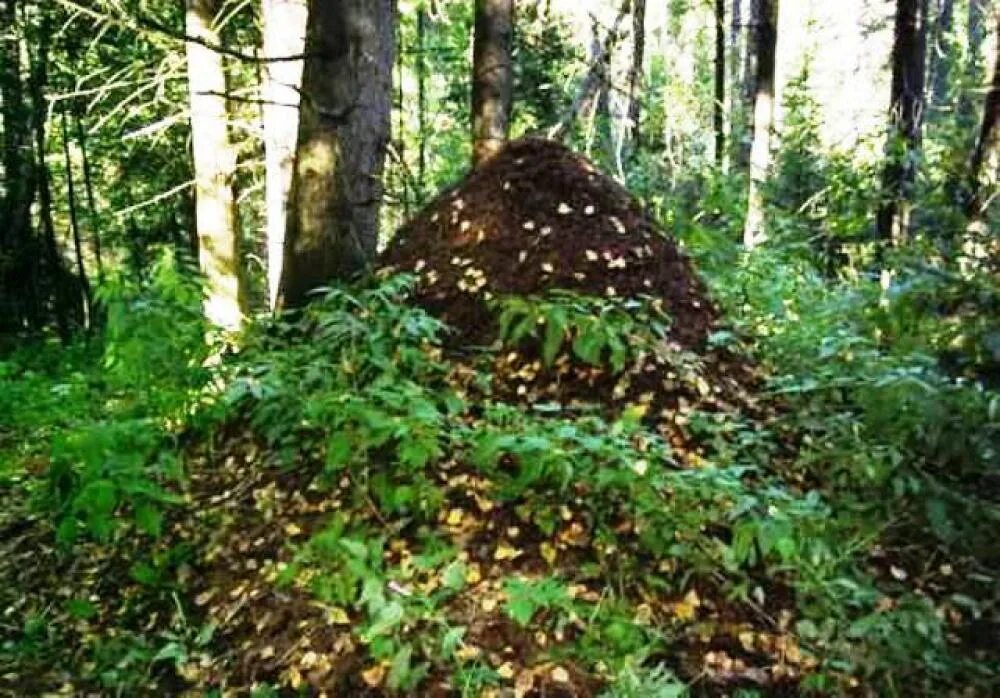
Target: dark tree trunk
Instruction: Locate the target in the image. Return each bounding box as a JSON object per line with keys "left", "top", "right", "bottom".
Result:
{"left": 738, "top": 0, "right": 760, "bottom": 168}
{"left": 965, "top": 13, "right": 1000, "bottom": 223}
{"left": 957, "top": 0, "right": 988, "bottom": 126}
{"left": 471, "top": 0, "right": 513, "bottom": 166}
{"left": 928, "top": 0, "right": 954, "bottom": 107}
{"left": 1, "top": 0, "right": 41, "bottom": 331}
{"left": 27, "top": 8, "right": 70, "bottom": 341}
{"left": 714, "top": 0, "right": 726, "bottom": 166}
{"left": 60, "top": 111, "right": 92, "bottom": 329}
{"left": 278, "top": 0, "right": 395, "bottom": 309}
{"left": 625, "top": 0, "right": 646, "bottom": 150}
{"left": 743, "top": 0, "right": 778, "bottom": 248}
{"left": 876, "top": 0, "right": 930, "bottom": 246}
{"left": 74, "top": 113, "right": 104, "bottom": 281}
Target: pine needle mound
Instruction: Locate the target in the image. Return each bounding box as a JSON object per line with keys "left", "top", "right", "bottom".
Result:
{"left": 382, "top": 138, "right": 716, "bottom": 348}
{"left": 382, "top": 138, "right": 761, "bottom": 430}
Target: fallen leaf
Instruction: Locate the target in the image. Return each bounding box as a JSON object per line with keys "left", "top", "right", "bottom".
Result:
{"left": 361, "top": 664, "right": 386, "bottom": 688}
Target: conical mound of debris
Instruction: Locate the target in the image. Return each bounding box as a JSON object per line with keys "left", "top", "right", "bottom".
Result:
{"left": 382, "top": 138, "right": 716, "bottom": 349}
{"left": 381, "top": 138, "right": 760, "bottom": 427}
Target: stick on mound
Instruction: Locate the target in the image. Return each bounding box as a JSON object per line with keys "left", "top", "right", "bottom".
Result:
{"left": 381, "top": 138, "right": 718, "bottom": 349}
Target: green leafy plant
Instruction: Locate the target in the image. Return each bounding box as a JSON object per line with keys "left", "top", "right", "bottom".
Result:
{"left": 493, "top": 291, "right": 671, "bottom": 371}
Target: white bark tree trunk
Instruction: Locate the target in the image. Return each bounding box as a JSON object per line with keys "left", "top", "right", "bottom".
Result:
{"left": 261, "top": 0, "right": 307, "bottom": 311}
{"left": 185, "top": 0, "right": 246, "bottom": 330}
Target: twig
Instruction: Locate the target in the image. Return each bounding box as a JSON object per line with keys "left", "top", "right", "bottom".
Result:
{"left": 547, "top": 1, "right": 631, "bottom": 141}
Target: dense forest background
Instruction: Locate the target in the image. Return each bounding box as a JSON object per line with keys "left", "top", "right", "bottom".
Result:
{"left": 1, "top": 0, "right": 999, "bottom": 695}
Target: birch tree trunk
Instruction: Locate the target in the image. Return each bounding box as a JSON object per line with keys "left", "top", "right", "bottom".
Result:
{"left": 278, "top": 0, "right": 395, "bottom": 309}
{"left": 472, "top": 0, "right": 514, "bottom": 166}
{"left": 185, "top": 0, "right": 246, "bottom": 330}
{"left": 261, "top": 0, "right": 307, "bottom": 311}
{"left": 876, "top": 0, "right": 930, "bottom": 246}
{"left": 743, "top": 0, "right": 778, "bottom": 249}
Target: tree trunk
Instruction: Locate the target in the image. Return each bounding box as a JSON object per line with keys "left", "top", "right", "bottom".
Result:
{"left": 417, "top": 3, "right": 428, "bottom": 193}
{"left": 74, "top": 114, "right": 104, "bottom": 282}
{"left": 549, "top": 3, "right": 629, "bottom": 142}
{"left": 928, "top": 0, "right": 954, "bottom": 107}
{"left": 185, "top": 0, "right": 246, "bottom": 330}
{"left": 278, "top": 0, "right": 395, "bottom": 309}
{"left": 60, "top": 111, "right": 91, "bottom": 330}
{"left": 876, "top": 0, "right": 930, "bottom": 246}
{"left": 0, "top": 0, "right": 40, "bottom": 331}
{"left": 965, "top": 13, "right": 1000, "bottom": 223}
{"left": 742, "top": 0, "right": 778, "bottom": 249}
{"left": 261, "top": 0, "right": 307, "bottom": 311}
{"left": 471, "top": 0, "right": 513, "bottom": 166}
{"left": 738, "top": 0, "right": 760, "bottom": 168}
{"left": 714, "top": 0, "right": 726, "bottom": 167}
{"left": 26, "top": 8, "right": 70, "bottom": 341}
{"left": 625, "top": 0, "right": 647, "bottom": 150}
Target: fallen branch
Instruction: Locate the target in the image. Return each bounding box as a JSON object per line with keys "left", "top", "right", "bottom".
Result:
{"left": 547, "top": 2, "right": 631, "bottom": 141}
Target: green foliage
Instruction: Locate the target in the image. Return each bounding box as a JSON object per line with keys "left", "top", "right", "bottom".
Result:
{"left": 503, "top": 576, "right": 572, "bottom": 626}
{"left": 494, "top": 291, "right": 671, "bottom": 370}
{"left": 39, "top": 250, "right": 209, "bottom": 545}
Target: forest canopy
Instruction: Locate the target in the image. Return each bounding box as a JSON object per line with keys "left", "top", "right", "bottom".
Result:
{"left": 1, "top": 0, "right": 998, "bottom": 695}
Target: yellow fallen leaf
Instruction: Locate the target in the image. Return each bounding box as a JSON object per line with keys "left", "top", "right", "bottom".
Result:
{"left": 515, "top": 669, "right": 535, "bottom": 697}
{"left": 284, "top": 523, "right": 303, "bottom": 536}
{"left": 327, "top": 607, "right": 350, "bottom": 625}
{"left": 673, "top": 589, "right": 701, "bottom": 621}
{"left": 361, "top": 664, "right": 386, "bottom": 688}
{"left": 446, "top": 508, "right": 464, "bottom": 526}
{"left": 540, "top": 542, "right": 557, "bottom": 565}
{"left": 494, "top": 543, "right": 522, "bottom": 561}
{"left": 456, "top": 645, "right": 481, "bottom": 662}
{"left": 551, "top": 666, "right": 570, "bottom": 683}
{"left": 300, "top": 651, "right": 319, "bottom": 669}
{"left": 497, "top": 662, "right": 515, "bottom": 680}
{"left": 465, "top": 564, "right": 482, "bottom": 584}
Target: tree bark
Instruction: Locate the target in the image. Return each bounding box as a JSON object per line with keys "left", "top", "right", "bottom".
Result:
{"left": 417, "top": 3, "right": 428, "bottom": 192}
{"left": 965, "top": 13, "right": 1000, "bottom": 223}
{"left": 278, "top": 0, "right": 395, "bottom": 309}
{"left": 60, "top": 111, "right": 92, "bottom": 329}
{"left": 26, "top": 7, "right": 70, "bottom": 341}
{"left": 742, "top": 0, "right": 777, "bottom": 249}
{"left": 876, "top": 0, "right": 930, "bottom": 246}
{"left": 261, "top": 0, "right": 307, "bottom": 311}
{"left": 928, "top": 0, "right": 954, "bottom": 107}
{"left": 184, "top": 0, "right": 246, "bottom": 331}
{"left": 714, "top": 0, "right": 726, "bottom": 167}
{"left": 737, "top": 0, "right": 760, "bottom": 168}
{"left": 549, "top": 2, "right": 629, "bottom": 142}
{"left": 625, "top": 0, "right": 647, "bottom": 150}
{"left": 74, "top": 113, "right": 104, "bottom": 282}
{"left": 471, "top": 0, "right": 514, "bottom": 166}
{"left": 0, "top": 0, "right": 40, "bottom": 331}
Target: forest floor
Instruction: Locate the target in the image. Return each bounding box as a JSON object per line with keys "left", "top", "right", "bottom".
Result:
{"left": 1, "top": 141, "right": 998, "bottom": 696}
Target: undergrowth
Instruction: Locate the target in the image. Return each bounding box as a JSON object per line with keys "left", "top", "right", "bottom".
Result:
{"left": 2, "top": 199, "right": 997, "bottom": 696}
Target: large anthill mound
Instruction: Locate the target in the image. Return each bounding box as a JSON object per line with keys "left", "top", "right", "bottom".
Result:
{"left": 382, "top": 138, "right": 759, "bottom": 428}
{"left": 382, "top": 138, "right": 716, "bottom": 348}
